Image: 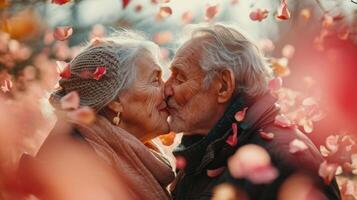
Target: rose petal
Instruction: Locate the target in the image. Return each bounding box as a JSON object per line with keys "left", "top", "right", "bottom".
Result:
{"left": 51, "top": 0, "right": 71, "bottom": 5}
{"left": 249, "top": 9, "right": 269, "bottom": 22}
{"left": 158, "top": 132, "right": 176, "bottom": 146}
{"left": 226, "top": 123, "right": 238, "bottom": 146}
{"left": 268, "top": 77, "right": 283, "bottom": 91}
{"left": 276, "top": 0, "right": 290, "bottom": 20}
{"left": 53, "top": 26, "right": 73, "bottom": 41}
{"left": 153, "top": 31, "right": 173, "bottom": 45}
{"left": 205, "top": 4, "right": 219, "bottom": 20}
{"left": 181, "top": 11, "right": 193, "bottom": 24}
{"left": 207, "top": 167, "right": 226, "bottom": 178}
{"left": 282, "top": 44, "right": 295, "bottom": 59}
{"left": 322, "top": 15, "right": 334, "bottom": 29}
{"left": 175, "top": 156, "right": 186, "bottom": 170}
{"left": 289, "top": 139, "right": 308, "bottom": 154}
{"left": 56, "top": 61, "right": 71, "bottom": 79}
{"left": 67, "top": 106, "right": 96, "bottom": 125}
{"left": 134, "top": 4, "right": 143, "bottom": 13}
{"left": 93, "top": 66, "right": 107, "bottom": 80}
{"left": 247, "top": 165, "right": 279, "bottom": 184}
{"left": 156, "top": 6, "right": 172, "bottom": 20}
{"left": 60, "top": 91, "right": 80, "bottom": 110}
{"left": 259, "top": 131, "right": 275, "bottom": 141}
{"left": 122, "top": 0, "right": 130, "bottom": 9}
{"left": 319, "top": 145, "right": 330, "bottom": 157}
{"left": 300, "top": 8, "right": 311, "bottom": 21}
{"left": 274, "top": 114, "right": 294, "bottom": 128}
{"left": 318, "top": 160, "right": 338, "bottom": 184}
{"left": 1, "top": 79, "right": 12, "bottom": 93}
{"left": 325, "top": 135, "right": 339, "bottom": 154}
{"left": 234, "top": 107, "right": 248, "bottom": 122}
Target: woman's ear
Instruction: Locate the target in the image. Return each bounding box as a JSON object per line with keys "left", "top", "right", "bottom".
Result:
{"left": 107, "top": 99, "right": 123, "bottom": 113}
{"left": 217, "top": 68, "right": 235, "bottom": 103}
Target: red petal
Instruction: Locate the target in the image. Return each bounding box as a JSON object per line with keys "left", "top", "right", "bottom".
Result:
{"left": 53, "top": 26, "right": 73, "bottom": 41}
{"left": 249, "top": 9, "right": 269, "bottom": 22}
{"left": 207, "top": 167, "right": 226, "bottom": 178}
{"left": 276, "top": 0, "right": 290, "bottom": 20}
{"left": 134, "top": 4, "right": 143, "bottom": 13}
{"left": 318, "top": 160, "right": 338, "bottom": 184}
{"left": 57, "top": 61, "right": 71, "bottom": 79}
{"left": 122, "top": 0, "right": 130, "bottom": 9}
{"left": 175, "top": 156, "right": 186, "bottom": 170}
{"left": 67, "top": 106, "right": 96, "bottom": 125}
{"left": 268, "top": 77, "right": 283, "bottom": 91}
{"left": 289, "top": 139, "right": 308, "bottom": 154}
{"left": 226, "top": 123, "right": 238, "bottom": 146}
{"left": 205, "top": 4, "right": 219, "bottom": 20}
{"left": 60, "top": 91, "right": 80, "bottom": 110}
{"left": 51, "top": 0, "right": 71, "bottom": 5}
{"left": 93, "top": 66, "right": 107, "bottom": 80}
{"left": 234, "top": 107, "right": 248, "bottom": 122}
{"left": 156, "top": 7, "right": 172, "bottom": 20}
{"left": 259, "top": 131, "right": 275, "bottom": 141}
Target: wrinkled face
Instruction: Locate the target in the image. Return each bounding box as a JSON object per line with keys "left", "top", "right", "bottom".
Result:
{"left": 119, "top": 50, "right": 169, "bottom": 141}
{"left": 165, "top": 39, "right": 221, "bottom": 135}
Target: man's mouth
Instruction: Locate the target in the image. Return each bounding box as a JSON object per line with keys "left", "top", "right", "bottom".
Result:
{"left": 158, "top": 101, "right": 169, "bottom": 113}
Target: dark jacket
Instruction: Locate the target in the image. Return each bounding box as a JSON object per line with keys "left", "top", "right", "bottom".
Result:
{"left": 170, "top": 92, "right": 341, "bottom": 200}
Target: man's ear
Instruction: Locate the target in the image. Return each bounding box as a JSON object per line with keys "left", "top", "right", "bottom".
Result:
{"left": 217, "top": 68, "right": 235, "bottom": 103}
{"left": 107, "top": 99, "right": 123, "bottom": 113}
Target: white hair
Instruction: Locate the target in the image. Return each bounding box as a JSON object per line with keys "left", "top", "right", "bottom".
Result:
{"left": 180, "top": 23, "right": 272, "bottom": 99}
{"left": 85, "top": 29, "right": 159, "bottom": 92}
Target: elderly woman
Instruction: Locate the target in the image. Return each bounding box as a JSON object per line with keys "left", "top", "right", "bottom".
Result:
{"left": 18, "top": 31, "right": 174, "bottom": 200}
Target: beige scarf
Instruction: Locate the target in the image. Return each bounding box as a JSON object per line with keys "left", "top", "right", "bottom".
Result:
{"left": 73, "top": 116, "right": 174, "bottom": 200}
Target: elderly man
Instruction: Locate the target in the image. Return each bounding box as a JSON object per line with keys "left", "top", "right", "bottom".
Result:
{"left": 165, "top": 24, "right": 340, "bottom": 200}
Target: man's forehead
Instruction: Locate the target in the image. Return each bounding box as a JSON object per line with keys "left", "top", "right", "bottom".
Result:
{"left": 171, "top": 38, "right": 204, "bottom": 71}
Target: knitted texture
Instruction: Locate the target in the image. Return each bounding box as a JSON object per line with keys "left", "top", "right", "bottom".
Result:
{"left": 50, "top": 44, "right": 130, "bottom": 111}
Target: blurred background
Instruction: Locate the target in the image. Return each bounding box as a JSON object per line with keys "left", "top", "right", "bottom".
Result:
{"left": 0, "top": 0, "right": 357, "bottom": 199}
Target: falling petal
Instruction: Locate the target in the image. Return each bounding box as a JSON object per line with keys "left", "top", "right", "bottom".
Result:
{"left": 325, "top": 135, "right": 339, "bottom": 154}
{"left": 247, "top": 165, "right": 279, "bottom": 184}
{"left": 318, "top": 160, "right": 338, "bottom": 184}
{"left": 270, "top": 57, "right": 290, "bottom": 77}
{"left": 226, "top": 123, "right": 238, "bottom": 146}
{"left": 268, "top": 77, "right": 283, "bottom": 91}
{"left": 234, "top": 107, "right": 248, "bottom": 122}
{"left": 51, "top": 0, "right": 71, "bottom": 5}
{"left": 207, "top": 167, "right": 226, "bottom": 178}
{"left": 181, "top": 11, "right": 193, "bottom": 24}
{"left": 276, "top": 0, "right": 290, "bottom": 20}
{"left": 53, "top": 26, "right": 73, "bottom": 41}
{"left": 205, "top": 4, "right": 219, "bottom": 21}
{"left": 158, "top": 132, "right": 176, "bottom": 146}
{"left": 134, "top": 4, "right": 143, "bottom": 13}
{"left": 1, "top": 79, "right": 12, "bottom": 93}
{"left": 67, "top": 106, "right": 95, "bottom": 125}
{"left": 56, "top": 61, "right": 71, "bottom": 79}
{"left": 282, "top": 44, "right": 295, "bottom": 59}
{"left": 153, "top": 31, "right": 173, "bottom": 45}
{"left": 319, "top": 145, "right": 330, "bottom": 157}
{"left": 259, "top": 131, "right": 275, "bottom": 141}
{"left": 300, "top": 8, "right": 311, "bottom": 21}
{"left": 156, "top": 6, "right": 172, "bottom": 20}
{"left": 122, "top": 0, "right": 130, "bottom": 9}
{"left": 274, "top": 114, "right": 294, "bottom": 128}
{"left": 175, "top": 156, "right": 186, "bottom": 170}
{"left": 249, "top": 9, "right": 269, "bottom": 22}
{"left": 60, "top": 91, "right": 80, "bottom": 110}
{"left": 230, "top": 0, "right": 239, "bottom": 5}
{"left": 93, "top": 66, "right": 107, "bottom": 80}
{"left": 289, "top": 139, "right": 308, "bottom": 154}
{"left": 322, "top": 15, "right": 334, "bottom": 29}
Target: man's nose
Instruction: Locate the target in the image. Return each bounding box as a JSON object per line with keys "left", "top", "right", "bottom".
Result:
{"left": 164, "top": 79, "right": 174, "bottom": 98}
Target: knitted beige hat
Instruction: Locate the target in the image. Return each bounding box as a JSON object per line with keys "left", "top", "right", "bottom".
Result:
{"left": 50, "top": 44, "right": 130, "bottom": 112}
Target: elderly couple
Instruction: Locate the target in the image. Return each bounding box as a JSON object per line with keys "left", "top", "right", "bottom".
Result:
{"left": 19, "top": 23, "right": 341, "bottom": 200}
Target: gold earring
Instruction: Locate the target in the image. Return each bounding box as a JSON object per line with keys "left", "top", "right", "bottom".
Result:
{"left": 113, "top": 111, "right": 121, "bottom": 125}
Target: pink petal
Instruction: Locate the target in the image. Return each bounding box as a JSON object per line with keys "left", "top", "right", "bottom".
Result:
{"left": 274, "top": 114, "right": 294, "bottom": 128}
{"left": 318, "top": 160, "right": 338, "bottom": 184}
{"left": 319, "top": 145, "right": 330, "bottom": 157}
{"left": 289, "top": 139, "right": 308, "bottom": 154}
{"left": 153, "top": 31, "right": 173, "bottom": 45}
{"left": 226, "top": 123, "right": 238, "bottom": 146}
{"left": 282, "top": 44, "right": 295, "bottom": 59}
{"left": 1, "top": 79, "right": 12, "bottom": 93}
{"left": 247, "top": 165, "right": 279, "bottom": 184}
{"left": 205, "top": 4, "right": 219, "bottom": 20}
{"left": 51, "top": 0, "right": 71, "bottom": 5}
{"left": 322, "top": 15, "right": 334, "bottom": 29}
{"left": 268, "top": 77, "right": 283, "bottom": 91}
{"left": 276, "top": 0, "right": 290, "bottom": 20}
{"left": 325, "top": 135, "right": 339, "bottom": 154}
{"left": 207, "top": 167, "right": 226, "bottom": 178}
{"left": 134, "top": 4, "right": 143, "bottom": 13}
{"left": 60, "top": 91, "right": 80, "bottom": 110}
{"left": 181, "top": 11, "right": 193, "bottom": 24}
{"left": 175, "top": 156, "right": 186, "bottom": 170}
{"left": 231, "top": 0, "right": 239, "bottom": 5}
{"left": 56, "top": 61, "right": 71, "bottom": 79}
{"left": 156, "top": 6, "right": 172, "bottom": 20}
{"left": 259, "top": 131, "right": 275, "bottom": 141}
{"left": 53, "top": 26, "right": 73, "bottom": 41}
{"left": 122, "top": 0, "right": 130, "bottom": 9}
{"left": 249, "top": 9, "right": 269, "bottom": 22}
{"left": 93, "top": 66, "right": 107, "bottom": 80}
{"left": 67, "top": 106, "right": 96, "bottom": 125}
{"left": 234, "top": 107, "right": 248, "bottom": 122}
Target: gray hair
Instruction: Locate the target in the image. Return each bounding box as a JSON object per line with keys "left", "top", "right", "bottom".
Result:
{"left": 50, "top": 29, "right": 159, "bottom": 112}
{"left": 180, "top": 23, "right": 272, "bottom": 99}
